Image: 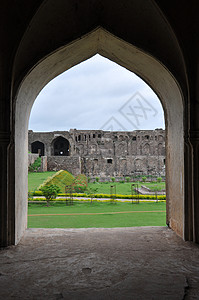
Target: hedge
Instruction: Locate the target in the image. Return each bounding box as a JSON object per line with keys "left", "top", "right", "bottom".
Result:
{"left": 29, "top": 191, "right": 166, "bottom": 200}
{"left": 29, "top": 198, "right": 166, "bottom": 203}
{"left": 38, "top": 170, "right": 74, "bottom": 193}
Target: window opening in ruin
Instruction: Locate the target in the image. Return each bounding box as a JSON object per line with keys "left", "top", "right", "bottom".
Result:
{"left": 53, "top": 136, "right": 70, "bottom": 156}
{"left": 93, "top": 134, "right": 96, "bottom": 138}
{"left": 31, "top": 141, "right": 45, "bottom": 156}
{"left": 107, "top": 159, "right": 113, "bottom": 164}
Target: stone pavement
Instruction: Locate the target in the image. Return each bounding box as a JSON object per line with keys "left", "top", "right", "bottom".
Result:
{"left": 0, "top": 227, "right": 199, "bottom": 299}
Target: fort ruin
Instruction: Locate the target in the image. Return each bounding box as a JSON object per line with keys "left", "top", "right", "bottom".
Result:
{"left": 28, "top": 128, "right": 165, "bottom": 179}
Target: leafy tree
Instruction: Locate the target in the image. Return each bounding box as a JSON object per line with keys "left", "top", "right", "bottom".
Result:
{"left": 95, "top": 177, "right": 99, "bottom": 183}
{"left": 111, "top": 177, "right": 115, "bottom": 182}
{"left": 142, "top": 176, "right": 147, "bottom": 182}
{"left": 125, "top": 177, "right": 130, "bottom": 182}
{"left": 157, "top": 177, "right": 162, "bottom": 183}
{"left": 40, "top": 184, "right": 60, "bottom": 206}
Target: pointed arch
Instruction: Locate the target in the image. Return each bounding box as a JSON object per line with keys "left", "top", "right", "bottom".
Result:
{"left": 14, "top": 28, "right": 184, "bottom": 243}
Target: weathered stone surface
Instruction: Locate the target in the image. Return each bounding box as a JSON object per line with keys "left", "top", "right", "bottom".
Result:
{"left": 28, "top": 153, "right": 39, "bottom": 166}
{"left": 47, "top": 156, "right": 82, "bottom": 176}
{"left": 28, "top": 129, "right": 165, "bottom": 177}
{"left": 0, "top": 227, "right": 199, "bottom": 299}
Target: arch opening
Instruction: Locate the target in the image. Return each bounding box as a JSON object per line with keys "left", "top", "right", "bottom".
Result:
{"left": 52, "top": 136, "right": 70, "bottom": 156}
{"left": 15, "top": 28, "right": 184, "bottom": 244}
{"left": 31, "top": 141, "right": 45, "bottom": 156}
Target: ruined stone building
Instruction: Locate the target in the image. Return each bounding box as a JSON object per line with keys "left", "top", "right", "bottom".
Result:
{"left": 28, "top": 129, "right": 165, "bottom": 178}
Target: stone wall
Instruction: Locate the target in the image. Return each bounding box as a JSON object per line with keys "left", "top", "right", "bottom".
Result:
{"left": 28, "top": 129, "right": 165, "bottom": 177}
{"left": 82, "top": 155, "right": 165, "bottom": 177}
{"left": 40, "top": 156, "right": 47, "bottom": 172}
{"left": 47, "top": 156, "right": 81, "bottom": 176}
{"left": 28, "top": 153, "right": 39, "bottom": 166}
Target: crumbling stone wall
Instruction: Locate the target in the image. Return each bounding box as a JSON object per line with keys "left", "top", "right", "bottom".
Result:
{"left": 47, "top": 156, "right": 81, "bottom": 176}
{"left": 28, "top": 153, "right": 39, "bottom": 166}
{"left": 28, "top": 129, "right": 165, "bottom": 177}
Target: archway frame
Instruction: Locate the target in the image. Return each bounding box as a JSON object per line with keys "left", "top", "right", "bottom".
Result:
{"left": 14, "top": 27, "right": 184, "bottom": 244}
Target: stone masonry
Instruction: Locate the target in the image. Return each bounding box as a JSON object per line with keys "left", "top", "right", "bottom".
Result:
{"left": 28, "top": 129, "right": 165, "bottom": 178}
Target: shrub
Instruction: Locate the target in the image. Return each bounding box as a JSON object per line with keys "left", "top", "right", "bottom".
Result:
{"left": 119, "top": 180, "right": 125, "bottom": 183}
{"left": 157, "top": 177, "right": 162, "bottom": 183}
{"left": 39, "top": 184, "right": 60, "bottom": 206}
{"left": 142, "top": 176, "right": 147, "bottom": 182}
{"left": 111, "top": 177, "right": 115, "bottom": 182}
{"left": 125, "top": 177, "right": 130, "bottom": 182}
{"left": 29, "top": 157, "right": 41, "bottom": 172}
{"left": 71, "top": 174, "right": 88, "bottom": 193}
{"left": 95, "top": 177, "right": 99, "bottom": 183}
{"left": 28, "top": 191, "right": 34, "bottom": 201}
{"left": 39, "top": 170, "right": 74, "bottom": 193}
{"left": 87, "top": 177, "right": 91, "bottom": 183}
{"left": 30, "top": 193, "right": 166, "bottom": 201}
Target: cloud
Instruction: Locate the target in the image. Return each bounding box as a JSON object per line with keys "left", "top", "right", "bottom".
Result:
{"left": 29, "top": 54, "right": 165, "bottom": 132}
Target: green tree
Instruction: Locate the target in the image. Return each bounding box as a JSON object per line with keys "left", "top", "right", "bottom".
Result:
{"left": 157, "top": 177, "right": 162, "bottom": 183}
{"left": 125, "top": 176, "right": 130, "bottom": 182}
{"left": 40, "top": 184, "right": 60, "bottom": 206}
{"left": 142, "top": 176, "right": 147, "bottom": 182}
{"left": 111, "top": 177, "right": 115, "bottom": 182}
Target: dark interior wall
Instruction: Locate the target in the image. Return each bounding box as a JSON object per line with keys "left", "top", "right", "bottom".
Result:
{"left": 11, "top": 0, "right": 188, "bottom": 97}
{"left": 1, "top": 1, "right": 199, "bottom": 246}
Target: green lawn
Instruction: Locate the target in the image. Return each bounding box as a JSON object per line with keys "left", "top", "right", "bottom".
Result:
{"left": 28, "top": 171, "right": 56, "bottom": 191}
{"left": 88, "top": 181, "right": 165, "bottom": 195}
{"left": 28, "top": 202, "right": 166, "bottom": 228}
{"left": 28, "top": 172, "right": 165, "bottom": 194}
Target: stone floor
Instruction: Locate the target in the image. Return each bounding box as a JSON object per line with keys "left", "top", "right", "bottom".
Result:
{"left": 0, "top": 227, "right": 199, "bottom": 299}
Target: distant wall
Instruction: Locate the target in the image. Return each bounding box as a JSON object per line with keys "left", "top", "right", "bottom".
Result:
{"left": 47, "top": 156, "right": 81, "bottom": 176}
{"left": 28, "top": 153, "right": 39, "bottom": 166}
{"left": 28, "top": 129, "right": 165, "bottom": 177}
{"left": 40, "top": 156, "right": 47, "bottom": 172}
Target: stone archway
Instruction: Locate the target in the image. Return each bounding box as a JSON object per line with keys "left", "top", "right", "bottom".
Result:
{"left": 52, "top": 136, "right": 70, "bottom": 156}
{"left": 31, "top": 141, "right": 45, "bottom": 156}
{"left": 14, "top": 28, "right": 184, "bottom": 244}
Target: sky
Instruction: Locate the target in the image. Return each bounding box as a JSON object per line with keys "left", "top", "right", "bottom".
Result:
{"left": 29, "top": 54, "right": 165, "bottom": 132}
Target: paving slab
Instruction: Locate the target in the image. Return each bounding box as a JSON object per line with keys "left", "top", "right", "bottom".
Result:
{"left": 0, "top": 227, "right": 199, "bottom": 299}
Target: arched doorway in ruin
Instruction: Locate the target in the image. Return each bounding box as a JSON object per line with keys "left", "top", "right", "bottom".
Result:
{"left": 14, "top": 28, "right": 184, "bottom": 245}
{"left": 31, "top": 141, "right": 45, "bottom": 156}
{"left": 52, "top": 136, "right": 70, "bottom": 156}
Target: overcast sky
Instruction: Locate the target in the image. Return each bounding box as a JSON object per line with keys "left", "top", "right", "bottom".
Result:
{"left": 29, "top": 54, "right": 165, "bottom": 132}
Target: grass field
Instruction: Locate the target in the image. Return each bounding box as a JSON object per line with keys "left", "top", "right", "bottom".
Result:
{"left": 28, "top": 171, "right": 56, "bottom": 191}
{"left": 28, "top": 201, "right": 166, "bottom": 228}
{"left": 28, "top": 172, "right": 165, "bottom": 194}
{"left": 87, "top": 181, "right": 165, "bottom": 195}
